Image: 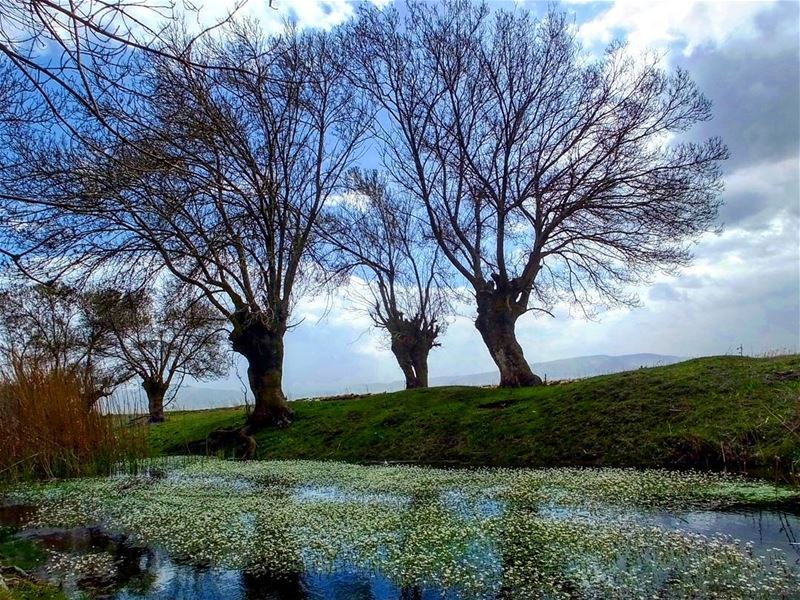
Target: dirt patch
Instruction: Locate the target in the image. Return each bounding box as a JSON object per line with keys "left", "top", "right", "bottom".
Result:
{"left": 767, "top": 370, "right": 800, "bottom": 382}
{"left": 478, "top": 398, "right": 521, "bottom": 410}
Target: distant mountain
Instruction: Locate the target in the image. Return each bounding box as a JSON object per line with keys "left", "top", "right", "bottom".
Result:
{"left": 113, "top": 352, "right": 685, "bottom": 412}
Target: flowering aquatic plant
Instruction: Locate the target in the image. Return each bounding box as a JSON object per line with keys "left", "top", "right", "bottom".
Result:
{"left": 7, "top": 459, "right": 799, "bottom": 599}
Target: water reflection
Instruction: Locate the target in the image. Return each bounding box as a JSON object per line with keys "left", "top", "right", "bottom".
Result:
{"left": 2, "top": 485, "right": 800, "bottom": 599}
{"left": 241, "top": 570, "right": 304, "bottom": 599}
{"left": 2, "top": 520, "right": 455, "bottom": 599}
{"left": 653, "top": 508, "right": 800, "bottom": 564}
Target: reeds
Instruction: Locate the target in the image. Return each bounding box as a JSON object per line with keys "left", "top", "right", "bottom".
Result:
{"left": 0, "top": 360, "right": 147, "bottom": 482}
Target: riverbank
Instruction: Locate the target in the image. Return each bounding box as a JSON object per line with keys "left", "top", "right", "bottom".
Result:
{"left": 0, "top": 524, "right": 65, "bottom": 600}
{"left": 148, "top": 355, "right": 800, "bottom": 480}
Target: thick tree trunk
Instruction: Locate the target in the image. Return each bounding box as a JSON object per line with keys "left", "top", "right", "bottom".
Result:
{"left": 80, "top": 387, "right": 107, "bottom": 410}
{"left": 390, "top": 337, "right": 421, "bottom": 389}
{"left": 410, "top": 345, "right": 430, "bottom": 388}
{"left": 389, "top": 328, "right": 433, "bottom": 390}
{"left": 230, "top": 317, "right": 292, "bottom": 428}
{"left": 475, "top": 289, "right": 542, "bottom": 388}
{"left": 142, "top": 378, "right": 168, "bottom": 423}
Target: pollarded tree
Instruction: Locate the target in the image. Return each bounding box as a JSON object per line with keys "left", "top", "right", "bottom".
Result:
{"left": 325, "top": 170, "right": 450, "bottom": 389}
{"left": 0, "top": 21, "right": 371, "bottom": 426}
{"left": 349, "top": 1, "right": 727, "bottom": 387}
{"left": 0, "top": 282, "right": 132, "bottom": 406}
{"left": 85, "top": 283, "right": 229, "bottom": 423}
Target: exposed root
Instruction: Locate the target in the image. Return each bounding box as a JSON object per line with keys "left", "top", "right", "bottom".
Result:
{"left": 205, "top": 425, "right": 258, "bottom": 459}
{"left": 0, "top": 564, "right": 35, "bottom": 585}
{"left": 247, "top": 406, "right": 294, "bottom": 429}
{"left": 768, "top": 370, "right": 800, "bottom": 382}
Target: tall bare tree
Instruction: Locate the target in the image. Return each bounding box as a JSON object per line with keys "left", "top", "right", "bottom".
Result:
{"left": 0, "top": 22, "right": 371, "bottom": 426}
{"left": 325, "top": 170, "right": 450, "bottom": 389}
{"left": 349, "top": 1, "right": 727, "bottom": 387}
{"left": 85, "top": 282, "right": 229, "bottom": 423}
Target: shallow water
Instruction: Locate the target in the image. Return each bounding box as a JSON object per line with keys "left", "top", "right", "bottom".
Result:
{"left": 651, "top": 507, "right": 800, "bottom": 561}
{"left": 535, "top": 502, "right": 800, "bottom": 562}
{"left": 2, "top": 463, "right": 799, "bottom": 599}
{"left": 2, "top": 514, "right": 457, "bottom": 599}
{"left": 3, "top": 502, "right": 799, "bottom": 599}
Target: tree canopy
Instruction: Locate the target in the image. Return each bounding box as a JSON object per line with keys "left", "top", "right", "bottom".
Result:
{"left": 0, "top": 0, "right": 727, "bottom": 414}
{"left": 347, "top": 1, "right": 727, "bottom": 385}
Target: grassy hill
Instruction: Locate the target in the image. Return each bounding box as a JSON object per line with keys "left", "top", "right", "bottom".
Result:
{"left": 148, "top": 355, "right": 800, "bottom": 479}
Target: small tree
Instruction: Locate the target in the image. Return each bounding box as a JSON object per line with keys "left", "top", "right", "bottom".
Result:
{"left": 85, "top": 283, "right": 229, "bottom": 423}
{"left": 0, "top": 282, "right": 131, "bottom": 406}
{"left": 349, "top": 2, "right": 728, "bottom": 387}
{"left": 326, "top": 170, "right": 450, "bottom": 389}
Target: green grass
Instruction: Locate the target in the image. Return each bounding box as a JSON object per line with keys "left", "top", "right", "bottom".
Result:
{"left": 0, "top": 528, "right": 44, "bottom": 573}
{"left": 0, "top": 582, "right": 68, "bottom": 600}
{"left": 149, "top": 355, "right": 800, "bottom": 479}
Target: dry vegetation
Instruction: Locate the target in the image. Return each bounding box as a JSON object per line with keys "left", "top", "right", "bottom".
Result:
{"left": 0, "top": 362, "right": 147, "bottom": 483}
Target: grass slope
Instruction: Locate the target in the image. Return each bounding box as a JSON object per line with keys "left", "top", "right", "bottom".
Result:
{"left": 149, "top": 355, "right": 800, "bottom": 478}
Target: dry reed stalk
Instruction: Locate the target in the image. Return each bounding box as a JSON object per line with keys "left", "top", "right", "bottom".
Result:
{"left": 0, "top": 360, "right": 147, "bottom": 482}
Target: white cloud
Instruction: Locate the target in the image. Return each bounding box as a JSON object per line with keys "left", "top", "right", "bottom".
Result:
{"left": 174, "top": 0, "right": 383, "bottom": 33}
{"left": 718, "top": 156, "right": 800, "bottom": 228}
{"left": 326, "top": 190, "right": 370, "bottom": 211}
{"left": 574, "top": 0, "right": 777, "bottom": 56}
{"left": 293, "top": 274, "right": 386, "bottom": 356}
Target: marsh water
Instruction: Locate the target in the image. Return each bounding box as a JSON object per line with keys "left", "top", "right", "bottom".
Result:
{"left": 2, "top": 461, "right": 799, "bottom": 599}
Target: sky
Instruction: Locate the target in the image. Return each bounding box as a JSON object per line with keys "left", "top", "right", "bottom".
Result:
{"left": 197, "top": 0, "right": 800, "bottom": 396}
{"left": 15, "top": 0, "right": 800, "bottom": 397}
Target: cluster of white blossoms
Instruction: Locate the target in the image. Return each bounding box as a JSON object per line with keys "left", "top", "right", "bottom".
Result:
{"left": 7, "top": 459, "right": 800, "bottom": 599}
{"left": 43, "top": 550, "right": 118, "bottom": 586}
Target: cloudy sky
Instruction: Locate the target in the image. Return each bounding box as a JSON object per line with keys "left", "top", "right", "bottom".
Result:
{"left": 188, "top": 0, "right": 800, "bottom": 395}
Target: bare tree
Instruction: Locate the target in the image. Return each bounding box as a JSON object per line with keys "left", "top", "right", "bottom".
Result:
{"left": 325, "top": 170, "right": 450, "bottom": 389}
{"left": 0, "top": 2, "right": 246, "bottom": 279}
{"left": 0, "top": 282, "right": 132, "bottom": 406}
{"left": 0, "top": 1, "right": 238, "bottom": 135}
{"left": 0, "top": 57, "right": 46, "bottom": 130}
{"left": 85, "top": 281, "right": 229, "bottom": 423}
{"left": 0, "top": 22, "right": 371, "bottom": 426}
{"left": 349, "top": 1, "right": 727, "bottom": 387}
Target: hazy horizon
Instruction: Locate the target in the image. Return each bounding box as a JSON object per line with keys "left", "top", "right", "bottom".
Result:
{"left": 109, "top": 351, "right": 695, "bottom": 411}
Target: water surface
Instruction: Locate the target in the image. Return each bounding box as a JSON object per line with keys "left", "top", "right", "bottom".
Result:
{"left": 3, "top": 460, "right": 798, "bottom": 599}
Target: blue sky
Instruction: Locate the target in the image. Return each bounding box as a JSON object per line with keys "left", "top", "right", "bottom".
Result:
{"left": 189, "top": 0, "right": 799, "bottom": 397}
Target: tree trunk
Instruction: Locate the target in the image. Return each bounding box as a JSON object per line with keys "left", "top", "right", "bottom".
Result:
{"left": 392, "top": 334, "right": 420, "bottom": 390}
{"left": 475, "top": 288, "right": 542, "bottom": 388}
{"left": 410, "top": 344, "right": 430, "bottom": 388}
{"left": 80, "top": 387, "right": 107, "bottom": 410}
{"left": 387, "top": 321, "right": 434, "bottom": 390}
{"left": 141, "top": 378, "right": 168, "bottom": 423}
{"left": 230, "top": 317, "right": 293, "bottom": 428}
{"left": 390, "top": 334, "right": 423, "bottom": 389}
